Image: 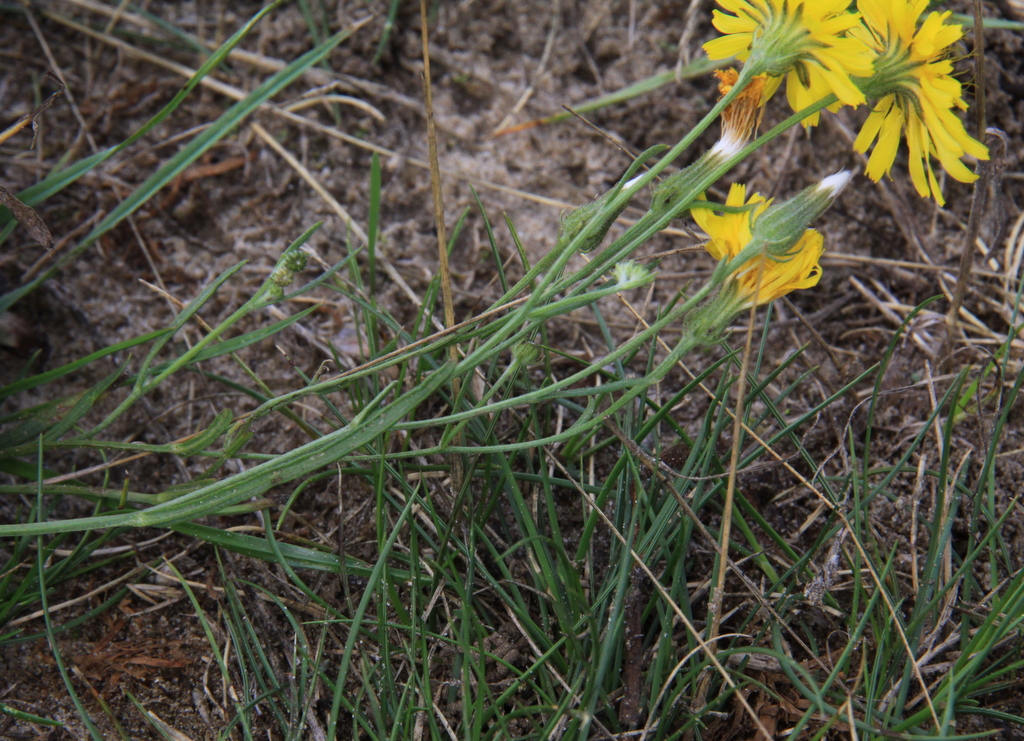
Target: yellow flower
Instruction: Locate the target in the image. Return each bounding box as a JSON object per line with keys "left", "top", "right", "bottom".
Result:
{"left": 851, "top": 0, "right": 989, "bottom": 205}
{"left": 693, "top": 183, "right": 823, "bottom": 307}
{"left": 703, "top": 0, "right": 874, "bottom": 126}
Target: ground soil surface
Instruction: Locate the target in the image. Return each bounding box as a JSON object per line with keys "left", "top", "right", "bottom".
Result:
{"left": 3, "top": 1, "right": 1024, "bottom": 739}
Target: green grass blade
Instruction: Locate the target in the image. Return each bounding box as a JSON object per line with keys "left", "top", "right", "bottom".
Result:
{"left": 34, "top": 438, "right": 103, "bottom": 740}
{"left": 0, "top": 364, "right": 453, "bottom": 536}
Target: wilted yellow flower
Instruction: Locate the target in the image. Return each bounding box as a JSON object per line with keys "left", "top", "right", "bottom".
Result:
{"left": 703, "top": 0, "right": 873, "bottom": 126}
{"left": 851, "top": 0, "right": 989, "bottom": 205}
{"left": 711, "top": 68, "right": 768, "bottom": 157}
{"left": 693, "top": 183, "right": 823, "bottom": 307}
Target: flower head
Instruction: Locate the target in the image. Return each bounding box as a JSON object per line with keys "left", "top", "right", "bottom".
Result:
{"left": 694, "top": 183, "right": 769, "bottom": 261}
{"left": 693, "top": 183, "right": 823, "bottom": 308}
{"left": 703, "top": 0, "right": 874, "bottom": 126}
{"left": 851, "top": 0, "right": 989, "bottom": 205}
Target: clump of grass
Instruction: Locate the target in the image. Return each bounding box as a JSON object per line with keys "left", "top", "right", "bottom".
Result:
{"left": 2, "top": 1, "right": 1022, "bottom": 739}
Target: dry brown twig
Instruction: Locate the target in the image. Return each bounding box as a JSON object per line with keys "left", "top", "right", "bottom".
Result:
{"left": 942, "top": 129, "right": 1008, "bottom": 364}
{"left": 419, "top": 0, "right": 466, "bottom": 523}
{"left": 0, "top": 71, "right": 64, "bottom": 250}
{"left": 0, "top": 70, "right": 64, "bottom": 147}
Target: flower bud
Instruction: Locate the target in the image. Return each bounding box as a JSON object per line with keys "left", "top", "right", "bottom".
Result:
{"left": 512, "top": 341, "right": 541, "bottom": 365}
{"left": 613, "top": 260, "right": 652, "bottom": 288}
{"left": 743, "top": 171, "right": 850, "bottom": 260}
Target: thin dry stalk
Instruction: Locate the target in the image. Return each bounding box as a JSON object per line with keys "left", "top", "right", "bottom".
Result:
{"left": 700, "top": 253, "right": 766, "bottom": 708}
{"left": 417, "top": 2, "right": 454, "bottom": 337}
{"left": 943, "top": 130, "right": 1004, "bottom": 363}
{"left": 0, "top": 71, "right": 64, "bottom": 146}
{"left": 419, "top": 0, "right": 464, "bottom": 499}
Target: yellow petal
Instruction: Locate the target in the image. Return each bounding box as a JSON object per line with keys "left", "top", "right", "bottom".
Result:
{"left": 853, "top": 98, "right": 891, "bottom": 153}
{"left": 704, "top": 34, "right": 752, "bottom": 60}
{"left": 864, "top": 104, "right": 904, "bottom": 182}
{"left": 925, "top": 159, "right": 943, "bottom": 206}
{"left": 715, "top": 13, "right": 756, "bottom": 34}
{"left": 905, "top": 116, "right": 933, "bottom": 199}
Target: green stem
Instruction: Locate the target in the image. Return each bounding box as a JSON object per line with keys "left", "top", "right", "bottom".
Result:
{"left": 421, "top": 282, "right": 715, "bottom": 429}
{"left": 559, "top": 93, "right": 839, "bottom": 296}
{"left": 477, "top": 67, "right": 757, "bottom": 336}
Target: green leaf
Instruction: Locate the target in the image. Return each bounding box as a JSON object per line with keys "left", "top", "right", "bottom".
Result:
{"left": 0, "top": 364, "right": 455, "bottom": 536}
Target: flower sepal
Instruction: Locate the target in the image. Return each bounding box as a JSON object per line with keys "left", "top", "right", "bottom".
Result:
{"left": 680, "top": 281, "right": 747, "bottom": 347}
